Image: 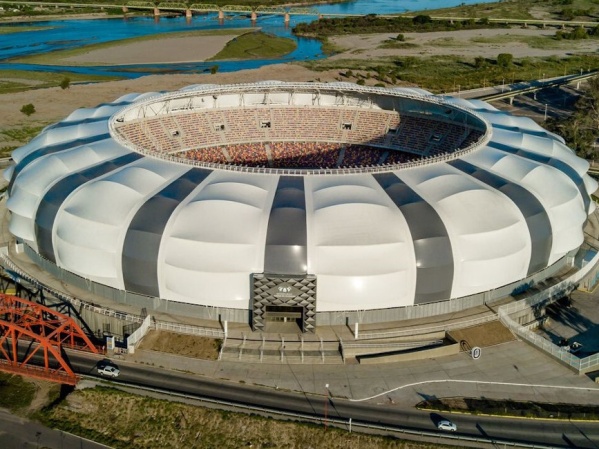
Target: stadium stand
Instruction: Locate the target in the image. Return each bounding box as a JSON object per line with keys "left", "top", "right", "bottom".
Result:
{"left": 114, "top": 105, "right": 481, "bottom": 169}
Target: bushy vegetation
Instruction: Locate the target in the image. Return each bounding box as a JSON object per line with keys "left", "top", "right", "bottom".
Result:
{"left": 294, "top": 14, "right": 502, "bottom": 37}
{"left": 0, "top": 373, "right": 36, "bottom": 412}
{"left": 209, "top": 31, "right": 296, "bottom": 60}
{"left": 547, "top": 76, "right": 599, "bottom": 160}
{"left": 1, "top": 125, "right": 44, "bottom": 143}
{"left": 36, "top": 386, "right": 462, "bottom": 449}
{"left": 304, "top": 54, "right": 599, "bottom": 94}
{"left": 20, "top": 103, "right": 35, "bottom": 116}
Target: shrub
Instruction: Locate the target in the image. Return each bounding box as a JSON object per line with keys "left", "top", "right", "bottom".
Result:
{"left": 20, "top": 104, "right": 35, "bottom": 116}
{"left": 474, "top": 56, "right": 487, "bottom": 69}
{"left": 497, "top": 53, "right": 513, "bottom": 68}
{"left": 59, "top": 77, "right": 71, "bottom": 90}
{"left": 210, "top": 65, "right": 219, "bottom": 74}
{"left": 396, "top": 33, "right": 405, "bottom": 41}
{"left": 356, "top": 79, "right": 365, "bottom": 85}
{"left": 412, "top": 15, "right": 432, "bottom": 25}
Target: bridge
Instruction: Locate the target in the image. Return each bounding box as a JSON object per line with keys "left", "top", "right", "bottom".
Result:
{"left": 0, "top": 294, "right": 100, "bottom": 385}
{"left": 0, "top": 0, "right": 320, "bottom": 22}
{"left": 2, "top": 0, "right": 599, "bottom": 28}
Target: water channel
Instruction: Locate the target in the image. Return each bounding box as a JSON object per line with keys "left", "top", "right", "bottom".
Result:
{"left": 0, "top": 0, "right": 495, "bottom": 77}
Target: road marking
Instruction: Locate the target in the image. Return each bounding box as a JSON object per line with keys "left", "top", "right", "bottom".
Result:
{"left": 349, "top": 379, "right": 599, "bottom": 402}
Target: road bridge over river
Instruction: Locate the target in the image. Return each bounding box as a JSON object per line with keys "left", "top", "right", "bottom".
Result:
{"left": 2, "top": 0, "right": 599, "bottom": 27}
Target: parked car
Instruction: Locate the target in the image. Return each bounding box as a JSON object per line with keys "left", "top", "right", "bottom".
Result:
{"left": 97, "top": 365, "right": 120, "bottom": 377}
{"left": 437, "top": 420, "right": 457, "bottom": 432}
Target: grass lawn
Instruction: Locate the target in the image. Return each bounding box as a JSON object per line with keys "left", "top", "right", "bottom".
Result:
{"left": 0, "top": 373, "right": 36, "bottom": 412}
{"left": 209, "top": 31, "right": 297, "bottom": 60}
{"left": 37, "top": 386, "right": 463, "bottom": 449}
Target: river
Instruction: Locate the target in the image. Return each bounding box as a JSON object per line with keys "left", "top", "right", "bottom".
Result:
{"left": 0, "top": 0, "right": 496, "bottom": 77}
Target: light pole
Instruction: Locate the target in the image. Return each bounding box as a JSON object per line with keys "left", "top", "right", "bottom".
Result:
{"left": 544, "top": 104, "right": 548, "bottom": 121}
{"left": 324, "top": 384, "right": 330, "bottom": 428}
{"left": 501, "top": 78, "right": 505, "bottom": 92}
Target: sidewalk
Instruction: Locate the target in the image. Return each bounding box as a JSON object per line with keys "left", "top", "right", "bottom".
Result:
{"left": 126, "top": 339, "right": 599, "bottom": 408}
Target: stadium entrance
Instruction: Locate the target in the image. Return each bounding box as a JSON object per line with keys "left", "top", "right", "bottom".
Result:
{"left": 252, "top": 275, "right": 317, "bottom": 333}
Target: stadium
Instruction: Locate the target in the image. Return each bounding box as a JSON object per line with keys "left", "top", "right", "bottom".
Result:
{"left": 4, "top": 81, "right": 597, "bottom": 334}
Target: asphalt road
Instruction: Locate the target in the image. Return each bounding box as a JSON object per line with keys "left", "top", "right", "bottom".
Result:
{"left": 66, "top": 351, "right": 599, "bottom": 449}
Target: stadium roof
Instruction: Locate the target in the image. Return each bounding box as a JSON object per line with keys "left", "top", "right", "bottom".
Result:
{"left": 5, "top": 83, "right": 596, "bottom": 312}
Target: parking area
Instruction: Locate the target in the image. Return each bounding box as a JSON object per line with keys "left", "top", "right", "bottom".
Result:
{"left": 535, "top": 294, "right": 599, "bottom": 358}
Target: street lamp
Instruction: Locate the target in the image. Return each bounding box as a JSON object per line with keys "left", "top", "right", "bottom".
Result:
{"left": 324, "top": 383, "right": 329, "bottom": 430}
{"left": 501, "top": 78, "right": 505, "bottom": 92}
{"left": 544, "top": 104, "right": 548, "bottom": 121}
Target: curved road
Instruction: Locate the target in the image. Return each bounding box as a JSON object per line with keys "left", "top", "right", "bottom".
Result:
{"left": 65, "top": 351, "right": 599, "bottom": 449}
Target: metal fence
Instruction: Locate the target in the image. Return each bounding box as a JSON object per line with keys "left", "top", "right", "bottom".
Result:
{"left": 153, "top": 320, "right": 225, "bottom": 338}
{"left": 498, "top": 247, "right": 599, "bottom": 375}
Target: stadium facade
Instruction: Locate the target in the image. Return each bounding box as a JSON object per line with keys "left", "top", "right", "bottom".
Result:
{"left": 5, "top": 82, "right": 596, "bottom": 332}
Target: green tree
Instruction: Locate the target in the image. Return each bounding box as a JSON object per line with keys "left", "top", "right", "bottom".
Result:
{"left": 59, "top": 76, "right": 71, "bottom": 90}
{"left": 547, "top": 77, "right": 599, "bottom": 159}
{"left": 20, "top": 104, "right": 35, "bottom": 116}
{"left": 210, "top": 65, "right": 219, "bottom": 74}
{"left": 497, "top": 53, "right": 513, "bottom": 68}
{"left": 412, "top": 15, "right": 432, "bottom": 25}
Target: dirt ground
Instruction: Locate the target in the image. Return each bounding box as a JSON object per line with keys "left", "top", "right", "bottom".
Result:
{"left": 447, "top": 320, "right": 516, "bottom": 348}
{"left": 330, "top": 27, "right": 599, "bottom": 60}
{"left": 137, "top": 330, "right": 221, "bottom": 360}
{"left": 0, "top": 64, "right": 339, "bottom": 133}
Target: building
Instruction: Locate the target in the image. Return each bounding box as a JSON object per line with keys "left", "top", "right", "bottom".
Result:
{"left": 5, "top": 82, "right": 596, "bottom": 333}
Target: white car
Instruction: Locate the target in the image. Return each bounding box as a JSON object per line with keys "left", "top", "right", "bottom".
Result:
{"left": 97, "top": 365, "right": 120, "bottom": 377}
{"left": 437, "top": 420, "right": 457, "bottom": 432}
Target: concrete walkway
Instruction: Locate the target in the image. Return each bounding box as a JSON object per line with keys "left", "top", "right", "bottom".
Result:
{"left": 127, "top": 338, "right": 599, "bottom": 409}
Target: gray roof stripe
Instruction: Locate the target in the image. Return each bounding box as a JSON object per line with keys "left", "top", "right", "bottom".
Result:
{"left": 264, "top": 176, "right": 308, "bottom": 275}
{"left": 34, "top": 152, "right": 142, "bottom": 263}
{"left": 374, "top": 172, "right": 453, "bottom": 304}
{"left": 449, "top": 159, "right": 553, "bottom": 275}
{"left": 122, "top": 168, "right": 212, "bottom": 297}
{"left": 8, "top": 134, "right": 111, "bottom": 195}
{"left": 488, "top": 141, "right": 591, "bottom": 212}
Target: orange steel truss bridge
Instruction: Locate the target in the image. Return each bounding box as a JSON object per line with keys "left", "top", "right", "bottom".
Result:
{"left": 0, "top": 294, "right": 100, "bottom": 385}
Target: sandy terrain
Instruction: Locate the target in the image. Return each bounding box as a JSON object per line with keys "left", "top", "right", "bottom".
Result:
{"left": 330, "top": 27, "right": 599, "bottom": 60}
{"left": 0, "top": 64, "right": 339, "bottom": 133}
{"left": 63, "top": 34, "right": 240, "bottom": 65}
